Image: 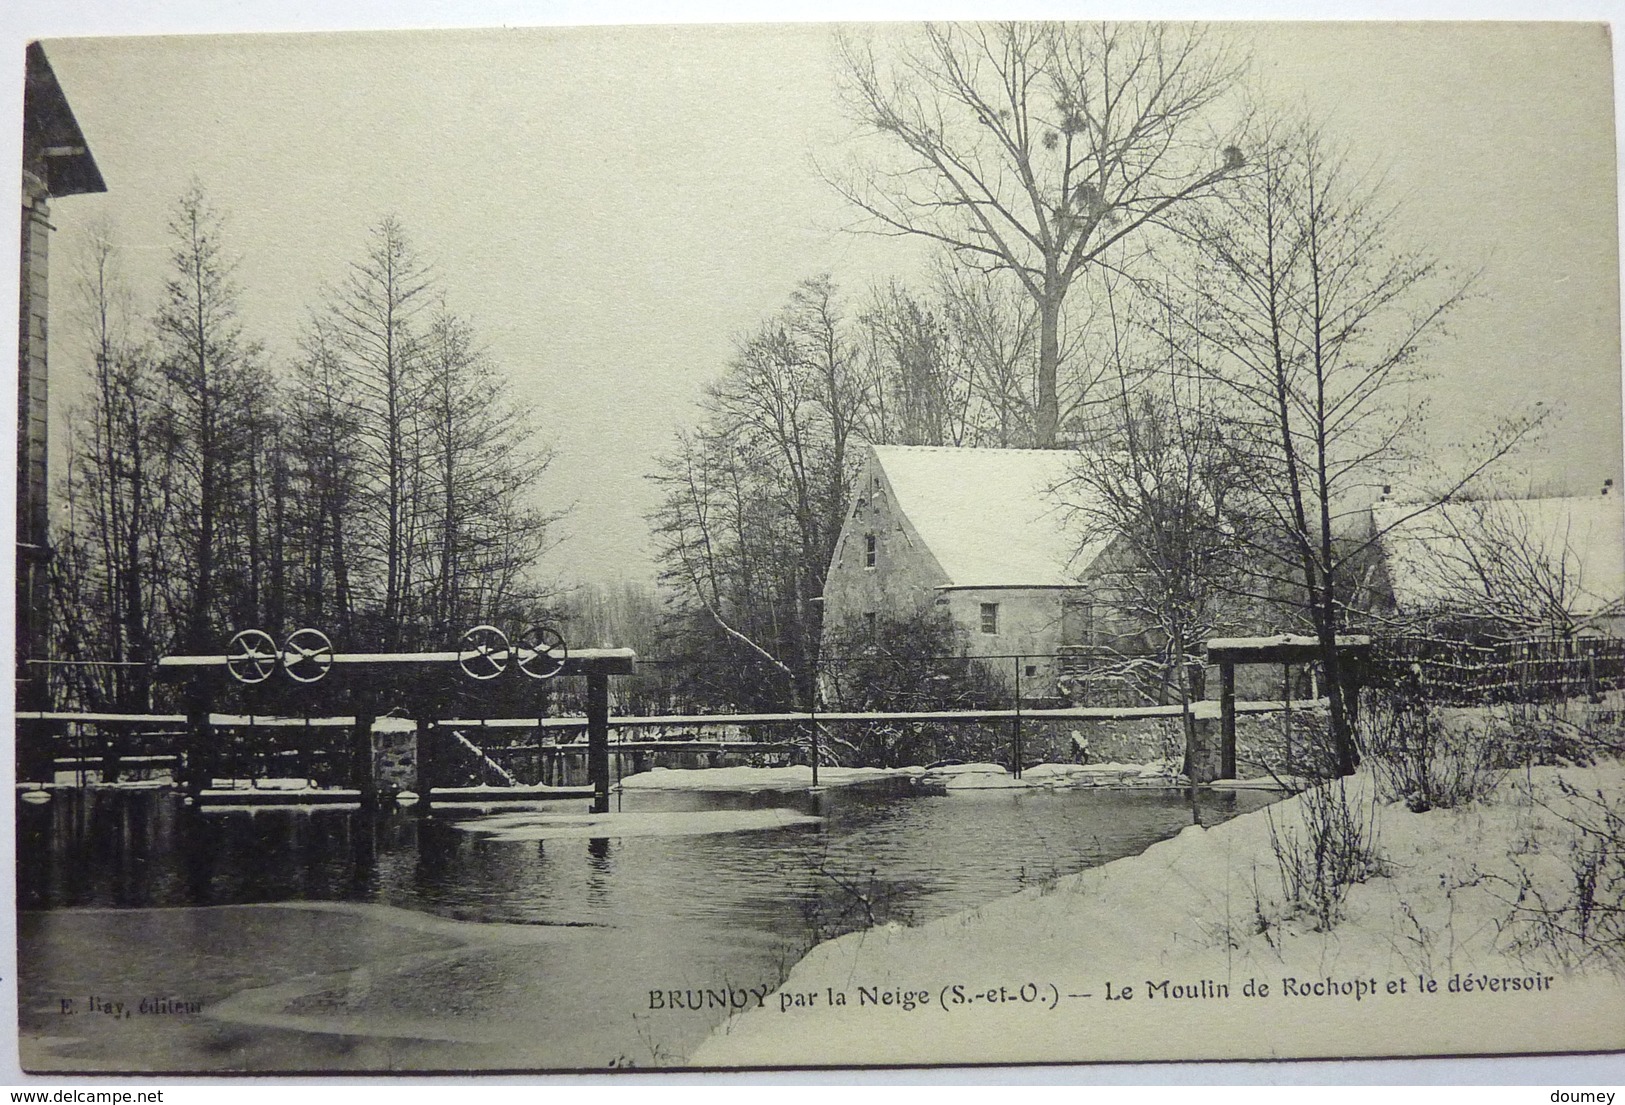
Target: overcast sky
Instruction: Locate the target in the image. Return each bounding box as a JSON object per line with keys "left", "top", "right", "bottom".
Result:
{"left": 14, "top": 15, "right": 1624, "bottom": 591}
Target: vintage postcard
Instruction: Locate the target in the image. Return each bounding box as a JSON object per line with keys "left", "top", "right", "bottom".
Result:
{"left": 8, "top": 15, "right": 1625, "bottom": 1077}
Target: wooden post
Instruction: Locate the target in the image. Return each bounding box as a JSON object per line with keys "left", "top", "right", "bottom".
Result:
{"left": 807, "top": 656, "right": 819, "bottom": 787}
{"left": 1341, "top": 659, "right": 1363, "bottom": 745}
{"left": 100, "top": 727, "right": 121, "bottom": 784}
{"left": 587, "top": 672, "right": 610, "bottom": 813}
{"left": 74, "top": 720, "right": 88, "bottom": 788}
{"left": 299, "top": 715, "right": 313, "bottom": 784}
{"left": 1283, "top": 661, "right": 1293, "bottom": 775}
{"left": 1219, "top": 660, "right": 1236, "bottom": 781}
{"left": 352, "top": 694, "right": 377, "bottom": 807}
{"left": 1012, "top": 656, "right": 1023, "bottom": 779}
{"left": 809, "top": 699, "right": 819, "bottom": 788}
{"left": 184, "top": 683, "right": 213, "bottom": 800}
{"left": 15, "top": 716, "right": 54, "bottom": 785}
{"left": 416, "top": 717, "right": 435, "bottom": 809}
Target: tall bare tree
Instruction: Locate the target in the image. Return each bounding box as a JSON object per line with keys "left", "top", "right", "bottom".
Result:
{"left": 320, "top": 216, "right": 432, "bottom": 647}
{"left": 651, "top": 278, "right": 867, "bottom": 707}
{"left": 832, "top": 21, "right": 1244, "bottom": 446}
{"left": 283, "top": 323, "right": 363, "bottom": 638}
{"left": 152, "top": 184, "right": 269, "bottom": 652}
{"left": 417, "top": 302, "right": 559, "bottom": 640}
{"left": 1058, "top": 279, "right": 1249, "bottom": 771}
{"left": 52, "top": 224, "right": 174, "bottom": 707}
{"left": 1169, "top": 118, "right": 1537, "bottom": 774}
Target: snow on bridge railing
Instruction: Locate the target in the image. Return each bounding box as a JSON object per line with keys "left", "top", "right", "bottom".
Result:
{"left": 18, "top": 699, "right": 1312, "bottom": 732}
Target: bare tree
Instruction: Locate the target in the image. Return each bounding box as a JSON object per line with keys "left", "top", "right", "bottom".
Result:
{"left": 831, "top": 21, "right": 1244, "bottom": 446}
{"left": 937, "top": 262, "right": 1040, "bottom": 446}
{"left": 1389, "top": 496, "right": 1619, "bottom": 640}
{"left": 858, "top": 281, "right": 968, "bottom": 447}
{"left": 417, "top": 301, "right": 559, "bottom": 641}
{"left": 51, "top": 224, "right": 174, "bottom": 707}
{"left": 320, "top": 216, "right": 432, "bottom": 647}
{"left": 1057, "top": 279, "right": 1249, "bottom": 771}
{"left": 651, "top": 429, "right": 804, "bottom": 707}
{"left": 284, "top": 323, "right": 363, "bottom": 638}
{"left": 152, "top": 184, "right": 268, "bottom": 652}
{"left": 213, "top": 360, "right": 282, "bottom": 634}
{"left": 1169, "top": 117, "right": 1538, "bottom": 775}
{"left": 650, "top": 278, "right": 867, "bottom": 708}
{"left": 48, "top": 456, "right": 113, "bottom": 709}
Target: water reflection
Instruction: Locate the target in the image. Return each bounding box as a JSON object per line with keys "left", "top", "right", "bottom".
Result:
{"left": 18, "top": 781, "right": 1277, "bottom": 1070}
{"left": 20, "top": 782, "right": 1276, "bottom": 919}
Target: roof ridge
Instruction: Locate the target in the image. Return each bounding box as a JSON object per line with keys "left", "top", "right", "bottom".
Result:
{"left": 870, "top": 443, "right": 1079, "bottom": 456}
{"left": 1377, "top": 493, "right": 1619, "bottom": 504}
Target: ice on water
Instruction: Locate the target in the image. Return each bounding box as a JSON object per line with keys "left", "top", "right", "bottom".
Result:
{"left": 451, "top": 807, "right": 821, "bottom": 841}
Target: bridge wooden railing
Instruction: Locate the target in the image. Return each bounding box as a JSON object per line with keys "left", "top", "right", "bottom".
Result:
{"left": 143, "top": 644, "right": 635, "bottom": 811}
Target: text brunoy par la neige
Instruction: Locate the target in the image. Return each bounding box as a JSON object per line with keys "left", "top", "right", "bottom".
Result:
{"left": 647, "top": 970, "right": 1559, "bottom": 1016}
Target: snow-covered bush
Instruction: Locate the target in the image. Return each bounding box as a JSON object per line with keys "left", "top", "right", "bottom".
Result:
{"left": 1497, "top": 777, "right": 1625, "bottom": 969}
{"left": 794, "top": 848, "right": 918, "bottom": 944}
{"left": 821, "top": 609, "right": 1010, "bottom": 767}
{"left": 1267, "top": 778, "right": 1383, "bottom": 931}
{"left": 1506, "top": 696, "right": 1625, "bottom": 766}
{"left": 1359, "top": 687, "right": 1507, "bottom": 811}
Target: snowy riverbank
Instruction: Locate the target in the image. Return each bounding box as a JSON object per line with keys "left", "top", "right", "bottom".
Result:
{"left": 691, "top": 761, "right": 1625, "bottom": 1067}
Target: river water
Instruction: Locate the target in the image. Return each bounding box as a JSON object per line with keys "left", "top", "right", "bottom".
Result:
{"left": 17, "top": 780, "right": 1276, "bottom": 1072}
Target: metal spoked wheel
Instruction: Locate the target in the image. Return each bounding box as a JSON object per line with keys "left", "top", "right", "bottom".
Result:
{"left": 457, "top": 624, "right": 511, "bottom": 680}
{"left": 226, "top": 629, "right": 279, "bottom": 684}
{"left": 516, "top": 625, "right": 568, "bottom": 680}
{"left": 282, "top": 628, "right": 335, "bottom": 684}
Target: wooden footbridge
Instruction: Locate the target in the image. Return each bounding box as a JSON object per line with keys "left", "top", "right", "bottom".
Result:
{"left": 20, "top": 625, "right": 638, "bottom": 812}
{"left": 18, "top": 629, "right": 1344, "bottom": 809}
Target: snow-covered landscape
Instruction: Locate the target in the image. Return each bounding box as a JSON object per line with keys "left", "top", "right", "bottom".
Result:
{"left": 693, "top": 756, "right": 1625, "bottom": 1066}
{"left": 14, "top": 16, "right": 1625, "bottom": 1079}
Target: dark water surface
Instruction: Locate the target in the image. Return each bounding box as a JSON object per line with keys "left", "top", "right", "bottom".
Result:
{"left": 18, "top": 780, "right": 1276, "bottom": 1071}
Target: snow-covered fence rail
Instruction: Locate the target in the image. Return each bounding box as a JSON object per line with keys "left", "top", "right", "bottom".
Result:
{"left": 1369, "top": 635, "right": 1625, "bottom": 703}
{"left": 588, "top": 650, "right": 1209, "bottom": 718}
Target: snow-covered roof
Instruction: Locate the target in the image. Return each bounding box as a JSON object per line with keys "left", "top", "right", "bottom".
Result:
{"left": 1205, "top": 634, "right": 1371, "bottom": 651}
{"left": 870, "top": 445, "right": 1106, "bottom": 588}
{"left": 1373, "top": 495, "right": 1625, "bottom": 618}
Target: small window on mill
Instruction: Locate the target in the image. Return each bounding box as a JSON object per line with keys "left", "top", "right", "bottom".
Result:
{"left": 980, "top": 602, "right": 999, "bottom": 635}
{"left": 864, "top": 534, "right": 877, "bottom": 568}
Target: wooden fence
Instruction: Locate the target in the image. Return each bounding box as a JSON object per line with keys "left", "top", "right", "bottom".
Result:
{"left": 1367, "top": 635, "right": 1625, "bottom": 703}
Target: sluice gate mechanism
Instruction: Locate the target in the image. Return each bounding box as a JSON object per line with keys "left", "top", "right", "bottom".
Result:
{"left": 128, "top": 624, "right": 635, "bottom": 813}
